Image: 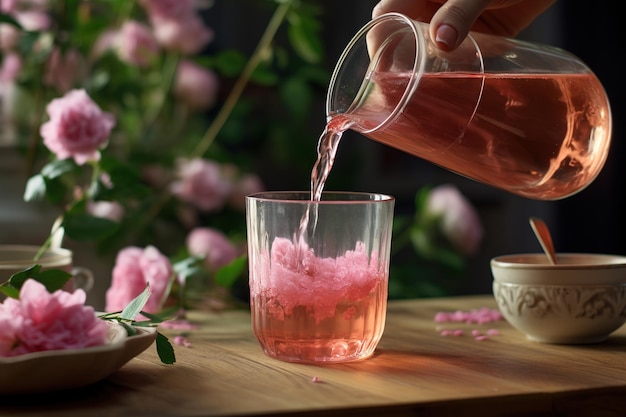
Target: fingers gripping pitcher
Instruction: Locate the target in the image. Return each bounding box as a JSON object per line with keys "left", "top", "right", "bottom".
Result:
{"left": 326, "top": 13, "right": 612, "bottom": 200}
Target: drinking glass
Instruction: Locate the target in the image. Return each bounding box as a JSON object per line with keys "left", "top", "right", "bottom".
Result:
{"left": 245, "top": 191, "right": 395, "bottom": 364}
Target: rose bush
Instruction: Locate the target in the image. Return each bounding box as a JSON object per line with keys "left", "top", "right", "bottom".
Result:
{"left": 390, "top": 184, "right": 483, "bottom": 298}
{"left": 1, "top": 0, "right": 327, "bottom": 312}
{"left": 1, "top": 0, "right": 484, "bottom": 311}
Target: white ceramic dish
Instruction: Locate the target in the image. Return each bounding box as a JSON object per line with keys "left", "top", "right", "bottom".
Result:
{"left": 491, "top": 253, "right": 626, "bottom": 344}
{"left": 0, "top": 320, "right": 157, "bottom": 395}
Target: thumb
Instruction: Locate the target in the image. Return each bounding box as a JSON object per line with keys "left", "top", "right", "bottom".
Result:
{"left": 429, "top": 0, "right": 493, "bottom": 51}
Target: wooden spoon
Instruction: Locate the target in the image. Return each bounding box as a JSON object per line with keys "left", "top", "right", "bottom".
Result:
{"left": 529, "top": 217, "right": 558, "bottom": 265}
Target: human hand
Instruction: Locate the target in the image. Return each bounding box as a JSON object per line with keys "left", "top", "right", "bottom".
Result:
{"left": 372, "top": 0, "right": 556, "bottom": 51}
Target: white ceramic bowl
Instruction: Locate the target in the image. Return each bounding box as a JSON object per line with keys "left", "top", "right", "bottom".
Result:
{"left": 491, "top": 253, "right": 626, "bottom": 344}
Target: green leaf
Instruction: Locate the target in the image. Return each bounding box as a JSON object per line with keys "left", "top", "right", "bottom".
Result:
{"left": 120, "top": 284, "right": 152, "bottom": 321}
{"left": 99, "top": 157, "right": 150, "bottom": 199}
{"left": 250, "top": 61, "right": 279, "bottom": 86}
{"left": 215, "top": 256, "right": 247, "bottom": 288}
{"left": 0, "top": 265, "right": 72, "bottom": 297}
{"left": 23, "top": 174, "right": 47, "bottom": 202}
{"left": 0, "top": 13, "right": 23, "bottom": 28}
{"left": 279, "top": 76, "right": 312, "bottom": 121}
{"left": 3, "top": 265, "right": 42, "bottom": 292}
{"left": 155, "top": 332, "right": 176, "bottom": 365}
{"left": 287, "top": 14, "right": 323, "bottom": 64}
{"left": 0, "top": 284, "right": 19, "bottom": 299}
{"left": 34, "top": 269, "right": 73, "bottom": 292}
{"left": 173, "top": 255, "right": 205, "bottom": 282}
{"left": 414, "top": 186, "right": 432, "bottom": 215}
{"left": 211, "top": 50, "right": 247, "bottom": 77}
{"left": 63, "top": 212, "right": 119, "bottom": 241}
{"left": 135, "top": 311, "right": 167, "bottom": 325}
{"left": 41, "top": 159, "right": 76, "bottom": 179}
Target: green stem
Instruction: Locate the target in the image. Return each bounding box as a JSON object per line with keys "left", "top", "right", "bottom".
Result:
{"left": 143, "top": 53, "right": 180, "bottom": 137}
{"left": 190, "top": 0, "right": 294, "bottom": 158}
{"left": 132, "top": 1, "right": 295, "bottom": 238}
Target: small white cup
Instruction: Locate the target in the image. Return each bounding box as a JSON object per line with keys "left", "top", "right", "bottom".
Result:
{"left": 0, "top": 244, "right": 94, "bottom": 293}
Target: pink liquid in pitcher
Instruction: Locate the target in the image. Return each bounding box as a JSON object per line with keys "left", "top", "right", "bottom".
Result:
{"left": 343, "top": 71, "right": 611, "bottom": 200}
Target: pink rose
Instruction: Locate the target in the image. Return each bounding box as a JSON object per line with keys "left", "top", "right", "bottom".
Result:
{"left": 1, "top": 0, "right": 16, "bottom": 13}
{"left": 105, "top": 245, "right": 173, "bottom": 316}
{"left": 0, "top": 52, "right": 21, "bottom": 83}
{"left": 91, "top": 29, "right": 117, "bottom": 59}
{"left": 40, "top": 89, "right": 116, "bottom": 165}
{"left": 425, "top": 184, "right": 483, "bottom": 256}
{"left": 43, "top": 47, "right": 85, "bottom": 93}
{"left": 116, "top": 20, "right": 159, "bottom": 67}
{"left": 138, "top": 0, "right": 195, "bottom": 21}
{"left": 87, "top": 200, "right": 125, "bottom": 222}
{"left": 0, "top": 24, "right": 19, "bottom": 51}
{"left": 0, "top": 279, "right": 109, "bottom": 357}
{"left": 170, "top": 158, "right": 233, "bottom": 212}
{"left": 229, "top": 173, "right": 264, "bottom": 211}
{"left": 15, "top": 10, "right": 51, "bottom": 31}
{"left": 186, "top": 227, "right": 238, "bottom": 271}
{"left": 151, "top": 14, "right": 213, "bottom": 55}
{"left": 173, "top": 59, "right": 218, "bottom": 110}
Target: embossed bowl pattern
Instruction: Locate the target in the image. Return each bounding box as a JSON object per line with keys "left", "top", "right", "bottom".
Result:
{"left": 491, "top": 253, "right": 626, "bottom": 344}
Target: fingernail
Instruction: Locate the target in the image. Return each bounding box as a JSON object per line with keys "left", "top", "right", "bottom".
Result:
{"left": 435, "top": 24, "right": 458, "bottom": 50}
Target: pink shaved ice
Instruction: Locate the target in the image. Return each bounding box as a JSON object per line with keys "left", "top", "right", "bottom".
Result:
{"left": 250, "top": 237, "right": 386, "bottom": 323}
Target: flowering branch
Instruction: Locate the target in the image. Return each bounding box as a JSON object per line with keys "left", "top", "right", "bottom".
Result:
{"left": 191, "top": 0, "right": 293, "bottom": 158}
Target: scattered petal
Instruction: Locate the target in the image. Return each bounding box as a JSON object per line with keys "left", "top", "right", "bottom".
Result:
{"left": 433, "top": 307, "right": 503, "bottom": 324}
{"left": 174, "top": 335, "right": 191, "bottom": 347}
{"left": 160, "top": 320, "right": 199, "bottom": 331}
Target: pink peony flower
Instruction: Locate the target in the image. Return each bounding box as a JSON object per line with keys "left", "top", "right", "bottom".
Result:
{"left": 186, "top": 227, "right": 238, "bottom": 271}
{"left": 0, "top": 279, "right": 109, "bottom": 357}
{"left": 229, "top": 173, "right": 264, "bottom": 211}
{"left": 138, "top": 0, "right": 195, "bottom": 21}
{"left": 105, "top": 245, "right": 173, "bottom": 316}
{"left": 1, "top": 0, "right": 16, "bottom": 13}
{"left": 0, "top": 52, "right": 21, "bottom": 83}
{"left": 91, "top": 29, "right": 117, "bottom": 59}
{"left": 40, "top": 89, "right": 116, "bottom": 165}
{"left": 15, "top": 9, "right": 51, "bottom": 31}
{"left": 43, "top": 47, "right": 86, "bottom": 93}
{"left": 87, "top": 200, "right": 125, "bottom": 222}
{"left": 116, "top": 20, "right": 159, "bottom": 67}
{"left": 425, "top": 184, "right": 483, "bottom": 256}
{"left": 151, "top": 14, "right": 213, "bottom": 55}
{"left": 170, "top": 158, "right": 233, "bottom": 212}
{"left": 173, "top": 59, "right": 218, "bottom": 110}
{"left": 0, "top": 24, "right": 19, "bottom": 51}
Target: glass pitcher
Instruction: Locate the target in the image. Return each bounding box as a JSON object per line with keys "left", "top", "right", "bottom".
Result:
{"left": 326, "top": 13, "right": 612, "bottom": 200}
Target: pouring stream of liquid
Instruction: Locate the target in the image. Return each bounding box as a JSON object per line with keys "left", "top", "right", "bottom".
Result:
{"left": 529, "top": 217, "right": 558, "bottom": 265}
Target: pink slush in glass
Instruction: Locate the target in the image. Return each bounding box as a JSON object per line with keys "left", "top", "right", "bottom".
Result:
{"left": 245, "top": 191, "right": 395, "bottom": 364}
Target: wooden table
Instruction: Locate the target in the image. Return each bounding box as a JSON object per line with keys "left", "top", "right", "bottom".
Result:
{"left": 2, "top": 295, "right": 626, "bottom": 416}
